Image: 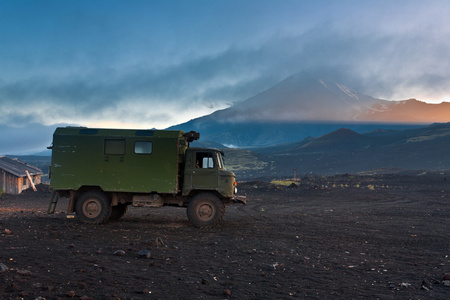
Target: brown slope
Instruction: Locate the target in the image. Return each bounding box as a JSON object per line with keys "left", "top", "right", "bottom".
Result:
{"left": 356, "top": 99, "right": 450, "bottom": 123}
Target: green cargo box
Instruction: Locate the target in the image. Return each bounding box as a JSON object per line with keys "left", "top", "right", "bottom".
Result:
{"left": 49, "top": 127, "right": 188, "bottom": 194}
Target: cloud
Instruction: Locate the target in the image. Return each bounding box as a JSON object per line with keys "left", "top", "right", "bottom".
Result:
{"left": 2, "top": 22, "right": 450, "bottom": 131}
{"left": 0, "top": 45, "right": 288, "bottom": 129}
{"left": 0, "top": 123, "right": 63, "bottom": 155}
{"left": 1, "top": 0, "right": 450, "bottom": 153}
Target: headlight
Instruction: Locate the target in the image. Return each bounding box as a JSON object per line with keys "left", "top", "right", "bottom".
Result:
{"left": 234, "top": 187, "right": 238, "bottom": 194}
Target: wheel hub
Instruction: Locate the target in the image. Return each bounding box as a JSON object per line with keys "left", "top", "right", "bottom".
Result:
{"left": 198, "top": 203, "right": 214, "bottom": 220}
{"left": 83, "top": 199, "right": 101, "bottom": 217}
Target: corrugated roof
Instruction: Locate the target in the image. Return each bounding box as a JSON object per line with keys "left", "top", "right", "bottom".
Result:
{"left": 0, "top": 156, "right": 43, "bottom": 177}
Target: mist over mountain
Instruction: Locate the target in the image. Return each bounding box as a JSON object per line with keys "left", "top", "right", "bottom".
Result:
{"left": 212, "top": 71, "right": 383, "bottom": 122}
{"left": 215, "top": 71, "right": 450, "bottom": 123}
{"left": 169, "top": 71, "right": 449, "bottom": 147}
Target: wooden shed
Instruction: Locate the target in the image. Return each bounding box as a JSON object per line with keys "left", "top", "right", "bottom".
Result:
{"left": 0, "top": 156, "right": 43, "bottom": 195}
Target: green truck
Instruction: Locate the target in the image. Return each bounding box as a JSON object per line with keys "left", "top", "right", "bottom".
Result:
{"left": 48, "top": 127, "right": 245, "bottom": 228}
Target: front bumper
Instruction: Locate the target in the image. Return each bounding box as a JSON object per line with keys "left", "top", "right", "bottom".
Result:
{"left": 232, "top": 195, "right": 247, "bottom": 205}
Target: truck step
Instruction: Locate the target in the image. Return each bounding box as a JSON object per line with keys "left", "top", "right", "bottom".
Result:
{"left": 47, "top": 190, "right": 59, "bottom": 214}
{"left": 132, "top": 194, "right": 164, "bottom": 208}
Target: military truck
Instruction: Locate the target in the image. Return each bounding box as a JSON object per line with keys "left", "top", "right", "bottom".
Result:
{"left": 48, "top": 127, "right": 245, "bottom": 228}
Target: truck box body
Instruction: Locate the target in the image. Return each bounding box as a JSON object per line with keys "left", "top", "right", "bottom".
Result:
{"left": 50, "top": 127, "right": 187, "bottom": 194}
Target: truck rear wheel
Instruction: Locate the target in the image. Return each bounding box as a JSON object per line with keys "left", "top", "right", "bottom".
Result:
{"left": 75, "top": 191, "right": 112, "bottom": 224}
{"left": 187, "top": 193, "right": 225, "bottom": 228}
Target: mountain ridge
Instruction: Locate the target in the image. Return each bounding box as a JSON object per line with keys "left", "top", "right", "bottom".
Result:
{"left": 169, "top": 71, "right": 448, "bottom": 147}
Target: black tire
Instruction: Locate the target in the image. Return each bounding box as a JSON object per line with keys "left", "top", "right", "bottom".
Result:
{"left": 75, "top": 190, "right": 112, "bottom": 224}
{"left": 109, "top": 203, "right": 128, "bottom": 221}
{"left": 187, "top": 193, "right": 225, "bottom": 228}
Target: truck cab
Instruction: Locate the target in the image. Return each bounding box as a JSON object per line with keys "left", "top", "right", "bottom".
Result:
{"left": 182, "top": 148, "right": 237, "bottom": 198}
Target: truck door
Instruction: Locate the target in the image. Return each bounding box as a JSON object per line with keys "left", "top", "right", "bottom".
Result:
{"left": 191, "top": 151, "right": 218, "bottom": 189}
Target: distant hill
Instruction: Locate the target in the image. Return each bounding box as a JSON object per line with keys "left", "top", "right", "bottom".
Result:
{"left": 238, "top": 122, "right": 450, "bottom": 178}
{"left": 169, "top": 71, "right": 449, "bottom": 147}
{"left": 32, "top": 149, "right": 52, "bottom": 156}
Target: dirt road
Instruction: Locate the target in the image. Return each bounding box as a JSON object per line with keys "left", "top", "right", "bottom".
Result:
{"left": 1, "top": 173, "right": 449, "bottom": 299}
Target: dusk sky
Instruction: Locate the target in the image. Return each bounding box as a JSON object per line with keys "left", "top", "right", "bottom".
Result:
{"left": 1, "top": 0, "right": 450, "bottom": 154}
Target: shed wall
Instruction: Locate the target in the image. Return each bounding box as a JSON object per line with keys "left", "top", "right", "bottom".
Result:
{"left": 0, "top": 170, "right": 41, "bottom": 194}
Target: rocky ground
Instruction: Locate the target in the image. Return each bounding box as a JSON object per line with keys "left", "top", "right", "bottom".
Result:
{"left": 1, "top": 172, "right": 449, "bottom": 299}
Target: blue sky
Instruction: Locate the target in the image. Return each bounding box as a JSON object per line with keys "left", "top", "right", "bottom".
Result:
{"left": 1, "top": 0, "right": 449, "bottom": 154}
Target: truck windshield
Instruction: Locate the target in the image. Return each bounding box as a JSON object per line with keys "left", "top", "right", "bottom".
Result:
{"left": 216, "top": 152, "right": 225, "bottom": 170}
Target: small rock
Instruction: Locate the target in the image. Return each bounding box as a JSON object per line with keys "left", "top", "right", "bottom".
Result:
{"left": 399, "top": 282, "right": 411, "bottom": 288}
{"left": 443, "top": 272, "right": 450, "bottom": 280}
{"left": 114, "top": 250, "right": 125, "bottom": 256}
{"left": 137, "top": 250, "right": 151, "bottom": 259}
{"left": 0, "top": 263, "right": 8, "bottom": 273}
{"left": 420, "top": 285, "right": 430, "bottom": 291}
{"left": 421, "top": 279, "right": 432, "bottom": 290}
{"left": 223, "top": 289, "right": 231, "bottom": 296}
{"left": 4, "top": 228, "right": 11, "bottom": 234}
{"left": 17, "top": 269, "right": 32, "bottom": 276}
{"left": 443, "top": 280, "right": 450, "bottom": 287}
{"left": 154, "top": 237, "right": 165, "bottom": 247}
{"left": 66, "top": 290, "right": 76, "bottom": 297}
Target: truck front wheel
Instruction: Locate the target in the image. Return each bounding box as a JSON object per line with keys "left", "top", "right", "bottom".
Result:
{"left": 187, "top": 193, "right": 225, "bottom": 228}
{"left": 75, "top": 191, "right": 112, "bottom": 224}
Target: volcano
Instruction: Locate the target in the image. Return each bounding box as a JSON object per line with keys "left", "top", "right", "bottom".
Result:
{"left": 169, "top": 71, "right": 450, "bottom": 147}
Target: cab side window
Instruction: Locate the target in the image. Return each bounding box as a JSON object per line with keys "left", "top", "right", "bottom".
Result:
{"left": 196, "top": 152, "right": 214, "bottom": 168}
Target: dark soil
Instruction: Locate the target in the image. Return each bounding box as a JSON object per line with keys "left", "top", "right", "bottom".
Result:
{"left": 1, "top": 173, "right": 449, "bottom": 299}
